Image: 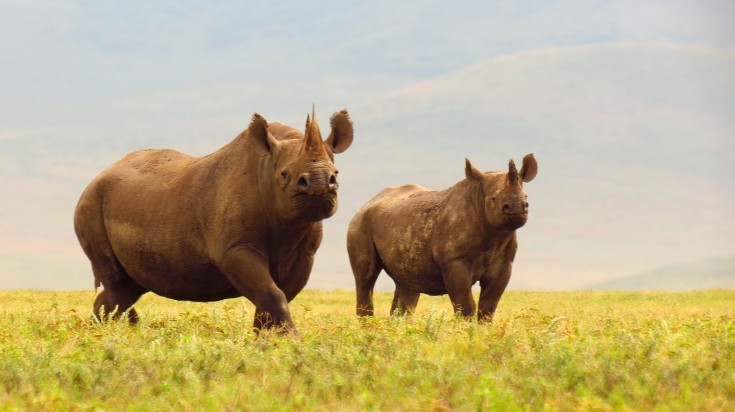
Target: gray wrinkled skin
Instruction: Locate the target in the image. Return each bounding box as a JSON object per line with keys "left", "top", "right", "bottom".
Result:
{"left": 347, "top": 154, "right": 537, "bottom": 321}
{"left": 74, "top": 109, "right": 353, "bottom": 333}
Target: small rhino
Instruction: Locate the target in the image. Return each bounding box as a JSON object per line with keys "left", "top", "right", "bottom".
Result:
{"left": 347, "top": 154, "right": 538, "bottom": 321}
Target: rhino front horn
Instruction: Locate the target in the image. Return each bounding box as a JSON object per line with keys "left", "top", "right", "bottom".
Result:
{"left": 303, "top": 106, "right": 323, "bottom": 152}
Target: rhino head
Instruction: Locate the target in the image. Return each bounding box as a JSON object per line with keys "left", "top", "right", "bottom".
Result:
{"left": 465, "top": 153, "right": 538, "bottom": 231}
{"left": 249, "top": 109, "right": 354, "bottom": 222}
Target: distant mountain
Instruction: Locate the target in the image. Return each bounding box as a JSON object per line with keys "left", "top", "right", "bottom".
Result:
{"left": 586, "top": 256, "right": 735, "bottom": 291}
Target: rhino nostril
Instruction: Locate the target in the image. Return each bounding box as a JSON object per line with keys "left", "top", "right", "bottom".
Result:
{"left": 502, "top": 203, "right": 511, "bottom": 213}
{"left": 297, "top": 176, "right": 309, "bottom": 189}
{"left": 524, "top": 202, "right": 529, "bottom": 211}
{"left": 328, "top": 174, "right": 337, "bottom": 189}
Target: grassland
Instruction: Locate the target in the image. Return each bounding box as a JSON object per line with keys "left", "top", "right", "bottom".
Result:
{"left": 0, "top": 289, "right": 733, "bottom": 411}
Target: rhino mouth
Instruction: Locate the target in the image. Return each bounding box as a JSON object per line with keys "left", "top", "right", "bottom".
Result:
{"left": 292, "top": 192, "right": 337, "bottom": 220}
{"left": 293, "top": 191, "right": 336, "bottom": 201}
{"left": 501, "top": 213, "right": 528, "bottom": 230}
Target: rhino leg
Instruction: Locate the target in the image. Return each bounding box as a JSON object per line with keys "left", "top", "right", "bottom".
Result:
{"left": 477, "top": 262, "right": 513, "bottom": 323}
{"left": 441, "top": 261, "right": 477, "bottom": 320}
{"left": 390, "top": 284, "right": 420, "bottom": 316}
{"left": 252, "top": 308, "right": 285, "bottom": 332}
{"left": 218, "top": 246, "right": 295, "bottom": 333}
{"left": 347, "top": 220, "right": 383, "bottom": 317}
{"left": 76, "top": 190, "right": 146, "bottom": 324}
{"left": 93, "top": 287, "right": 143, "bottom": 324}
{"left": 90, "top": 261, "right": 146, "bottom": 324}
{"left": 349, "top": 247, "right": 383, "bottom": 317}
{"left": 355, "top": 267, "right": 381, "bottom": 317}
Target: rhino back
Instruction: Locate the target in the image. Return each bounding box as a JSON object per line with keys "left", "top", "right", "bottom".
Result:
{"left": 100, "top": 149, "right": 211, "bottom": 245}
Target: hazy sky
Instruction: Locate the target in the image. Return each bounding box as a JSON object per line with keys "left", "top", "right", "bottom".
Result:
{"left": 1, "top": 1, "right": 734, "bottom": 291}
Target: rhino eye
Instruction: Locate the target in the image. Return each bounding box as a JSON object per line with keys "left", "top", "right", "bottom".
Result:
{"left": 280, "top": 170, "right": 288, "bottom": 179}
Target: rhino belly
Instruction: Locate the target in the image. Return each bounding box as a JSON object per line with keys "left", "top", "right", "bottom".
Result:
{"left": 370, "top": 206, "right": 448, "bottom": 294}
{"left": 377, "top": 242, "right": 447, "bottom": 295}
{"left": 127, "top": 263, "right": 240, "bottom": 302}
{"left": 118, "top": 252, "right": 240, "bottom": 301}
{"left": 386, "top": 268, "right": 448, "bottom": 296}
{"left": 106, "top": 222, "right": 240, "bottom": 302}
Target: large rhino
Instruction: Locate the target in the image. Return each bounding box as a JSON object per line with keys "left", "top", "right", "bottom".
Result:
{"left": 347, "top": 154, "right": 537, "bottom": 321}
{"left": 74, "top": 109, "right": 353, "bottom": 332}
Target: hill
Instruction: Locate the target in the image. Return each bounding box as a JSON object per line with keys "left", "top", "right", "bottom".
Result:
{"left": 317, "top": 44, "right": 735, "bottom": 290}
{"left": 1, "top": 44, "right": 733, "bottom": 291}
{"left": 587, "top": 255, "right": 735, "bottom": 291}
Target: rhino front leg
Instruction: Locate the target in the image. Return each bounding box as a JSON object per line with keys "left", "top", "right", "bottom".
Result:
{"left": 441, "top": 260, "right": 476, "bottom": 319}
{"left": 253, "top": 307, "right": 292, "bottom": 332}
{"left": 219, "top": 246, "right": 295, "bottom": 333}
{"left": 477, "top": 262, "right": 512, "bottom": 323}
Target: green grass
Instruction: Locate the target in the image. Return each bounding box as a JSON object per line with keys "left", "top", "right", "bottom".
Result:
{"left": 1, "top": 289, "right": 733, "bottom": 411}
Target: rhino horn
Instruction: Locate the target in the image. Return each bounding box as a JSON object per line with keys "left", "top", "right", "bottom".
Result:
{"left": 302, "top": 105, "right": 323, "bottom": 153}
{"left": 507, "top": 158, "right": 519, "bottom": 184}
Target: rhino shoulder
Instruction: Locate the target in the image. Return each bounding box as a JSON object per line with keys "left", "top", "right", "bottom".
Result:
{"left": 89, "top": 149, "right": 197, "bottom": 192}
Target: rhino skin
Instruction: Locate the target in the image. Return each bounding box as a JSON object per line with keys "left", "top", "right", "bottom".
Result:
{"left": 347, "top": 154, "right": 537, "bottom": 321}
{"left": 74, "top": 108, "right": 353, "bottom": 333}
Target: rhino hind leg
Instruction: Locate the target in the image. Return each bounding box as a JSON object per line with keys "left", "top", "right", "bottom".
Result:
{"left": 86, "top": 244, "right": 146, "bottom": 323}
{"left": 347, "top": 227, "right": 383, "bottom": 317}
{"left": 390, "top": 284, "right": 420, "bottom": 317}
{"left": 75, "top": 197, "right": 147, "bottom": 323}
{"left": 93, "top": 287, "right": 141, "bottom": 323}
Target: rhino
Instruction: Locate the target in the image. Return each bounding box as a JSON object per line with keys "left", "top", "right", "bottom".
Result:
{"left": 347, "top": 154, "right": 537, "bottom": 321}
{"left": 74, "top": 108, "right": 353, "bottom": 333}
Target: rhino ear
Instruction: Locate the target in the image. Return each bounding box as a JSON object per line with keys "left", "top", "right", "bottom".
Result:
{"left": 465, "top": 158, "right": 484, "bottom": 182}
{"left": 325, "top": 109, "right": 353, "bottom": 154}
{"left": 249, "top": 113, "right": 279, "bottom": 155}
{"left": 519, "top": 153, "right": 538, "bottom": 183}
